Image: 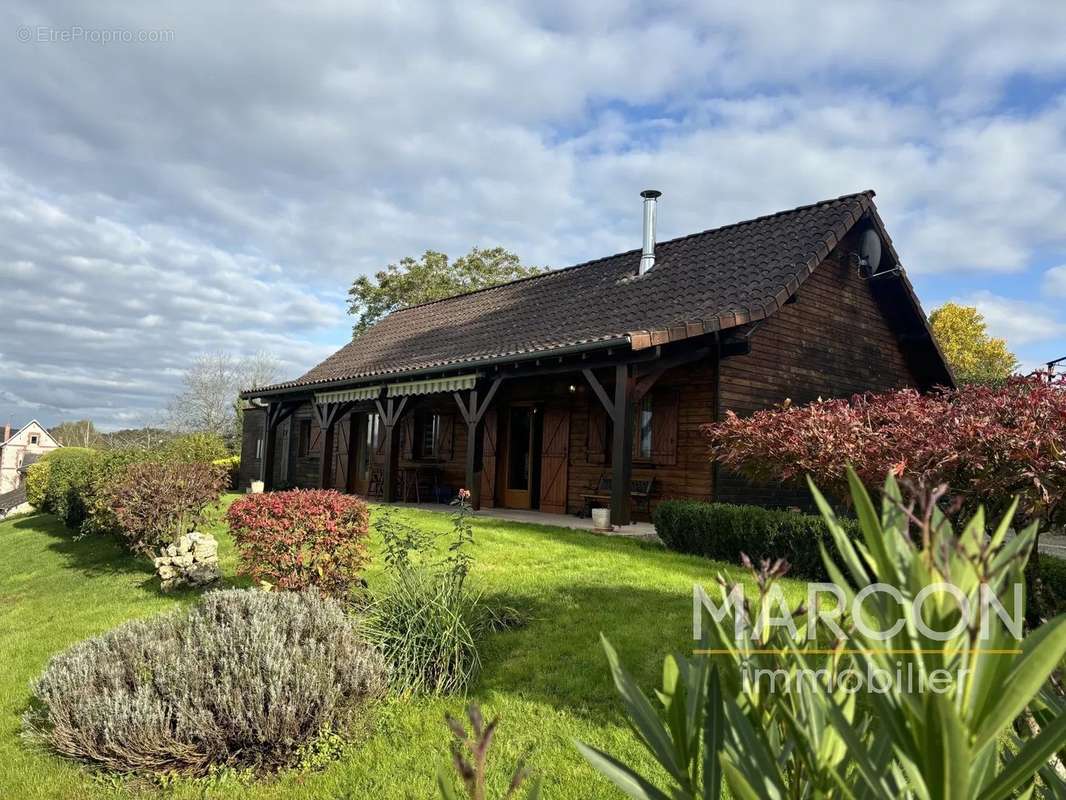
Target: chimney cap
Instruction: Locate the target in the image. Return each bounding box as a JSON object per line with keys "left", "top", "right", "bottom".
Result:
{"left": 640, "top": 189, "right": 662, "bottom": 199}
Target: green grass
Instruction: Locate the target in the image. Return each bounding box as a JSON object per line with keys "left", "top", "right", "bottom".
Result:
{"left": 0, "top": 498, "right": 804, "bottom": 799}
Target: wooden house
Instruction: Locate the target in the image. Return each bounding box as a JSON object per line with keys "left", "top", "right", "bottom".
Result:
{"left": 239, "top": 190, "right": 952, "bottom": 524}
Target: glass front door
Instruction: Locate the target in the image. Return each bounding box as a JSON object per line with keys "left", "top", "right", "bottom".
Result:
{"left": 503, "top": 405, "right": 534, "bottom": 509}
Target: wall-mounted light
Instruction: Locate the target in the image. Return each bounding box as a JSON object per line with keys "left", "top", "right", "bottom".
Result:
{"left": 568, "top": 384, "right": 577, "bottom": 393}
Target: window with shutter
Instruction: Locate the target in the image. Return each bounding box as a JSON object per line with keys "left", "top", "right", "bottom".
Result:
{"left": 297, "top": 419, "right": 312, "bottom": 457}
{"left": 586, "top": 405, "right": 608, "bottom": 464}
{"left": 400, "top": 415, "right": 415, "bottom": 460}
{"left": 435, "top": 414, "right": 454, "bottom": 461}
{"left": 636, "top": 395, "right": 653, "bottom": 460}
{"left": 650, "top": 390, "right": 679, "bottom": 466}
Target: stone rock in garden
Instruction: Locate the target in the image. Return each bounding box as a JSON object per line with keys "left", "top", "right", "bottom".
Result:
{"left": 154, "top": 531, "right": 222, "bottom": 592}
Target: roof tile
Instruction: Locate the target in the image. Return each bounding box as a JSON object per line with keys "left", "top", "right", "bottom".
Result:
{"left": 259, "top": 191, "right": 874, "bottom": 392}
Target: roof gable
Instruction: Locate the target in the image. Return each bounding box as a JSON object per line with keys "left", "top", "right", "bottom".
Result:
{"left": 254, "top": 190, "right": 947, "bottom": 393}
{"left": 2, "top": 420, "right": 60, "bottom": 449}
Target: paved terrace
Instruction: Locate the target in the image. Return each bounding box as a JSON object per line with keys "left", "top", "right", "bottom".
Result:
{"left": 390, "top": 502, "right": 661, "bottom": 542}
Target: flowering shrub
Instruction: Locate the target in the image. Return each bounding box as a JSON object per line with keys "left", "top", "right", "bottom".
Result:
{"left": 106, "top": 461, "right": 230, "bottom": 554}
{"left": 702, "top": 374, "right": 1066, "bottom": 523}
{"left": 226, "top": 490, "right": 370, "bottom": 597}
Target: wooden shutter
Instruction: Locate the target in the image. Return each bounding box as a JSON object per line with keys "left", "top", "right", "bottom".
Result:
{"left": 373, "top": 413, "right": 385, "bottom": 462}
{"left": 651, "top": 390, "right": 679, "bottom": 466}
{"left": 480, "top": 407, "right": 498, "bottom": 508}
{"left": 400, "top": 415, "right": 415, "bottom": 461}
{"left": 538, "top": 406, "right": 570, "bottom": 513}
{"left": 586, "top": 404, "right": 607, "bottom": 464}
{"left": 332, "top": 414, "right": 352, "bottom": 491}
{"left": 309, "top": 416, "right": 323, "bottom": 453}
{"left": 435, "top": 414, "right": 454, "bottom": 461}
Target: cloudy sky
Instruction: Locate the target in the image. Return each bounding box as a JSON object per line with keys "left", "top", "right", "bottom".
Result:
{"left": 3, "top": 2, "right": 1065, "bottom": 430}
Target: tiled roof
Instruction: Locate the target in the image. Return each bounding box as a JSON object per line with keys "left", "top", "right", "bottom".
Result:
{"left": 257, "top": 191, "right": 882, "bottom": 393}
{"left": 0, "top": 485, "right": 27, "bottom": 513}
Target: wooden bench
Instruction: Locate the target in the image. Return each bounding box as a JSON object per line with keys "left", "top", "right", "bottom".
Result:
{"left": 581, "top": 473, "right": 656, "bottom": 518}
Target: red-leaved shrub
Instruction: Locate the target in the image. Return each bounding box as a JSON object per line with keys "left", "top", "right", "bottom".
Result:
{"left": 225, "top": 490, "right": 370, "bottom": 597}
{"left": 701, "top": 374, "right": 1066, "bottom": 523}
{"left": 107, "top": 461, "right": 230, "bottom": 554}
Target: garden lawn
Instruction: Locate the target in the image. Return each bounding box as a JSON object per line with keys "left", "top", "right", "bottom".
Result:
{"left": 0, "top": 497, "right": 805, "bottom": 799}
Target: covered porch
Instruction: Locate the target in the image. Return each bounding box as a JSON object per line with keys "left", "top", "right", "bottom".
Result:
{"left": 247, "top": 337, "right": 716, "bottom": 528}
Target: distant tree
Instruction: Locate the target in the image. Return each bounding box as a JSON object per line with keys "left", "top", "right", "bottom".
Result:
{"left": 347, "top": 247, "right": 544, "bottom": 335}
{"left": 929, "top": 302, "right": 1019, "bottom": 384}
{"left": 100, "top": 427, "right": 175, "bottom": 451}
{"left": 167, "top": 352, "right": 279, "bottom": 447}
{"left": 49, "top": 420, "right": 103, "bottom": 448}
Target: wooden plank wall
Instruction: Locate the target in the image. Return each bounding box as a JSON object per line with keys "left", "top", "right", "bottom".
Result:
{"left": 716, "top": 250, "right": 922, "bottom": 507}
{"left": 565, "top": 359, "right": 717, "bottom": 518}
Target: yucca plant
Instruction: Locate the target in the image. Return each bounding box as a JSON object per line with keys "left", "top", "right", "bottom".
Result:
{"left": 578, "top": 471, "right": 1066, "bottom": 798}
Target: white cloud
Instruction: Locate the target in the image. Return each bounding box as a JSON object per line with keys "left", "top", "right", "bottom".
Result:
{"left": 957, "top": 291, "right": 1066, "bottom": 347}
{"left": 1044, "top": 266, "right": 1066, "bottom": 297}
{"left": 0, "top": 0, "right": 1065, "bottom": 426}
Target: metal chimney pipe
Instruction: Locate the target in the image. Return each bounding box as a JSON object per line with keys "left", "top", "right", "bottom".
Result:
{"left": 639, "top": 189, "right": 661, "bottom": 275}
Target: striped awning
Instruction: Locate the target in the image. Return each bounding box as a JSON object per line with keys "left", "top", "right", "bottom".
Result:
{"left": 314, "top": 385, "right": 382, "bottom": 404}
{"left": 387, "top": 373, "right": 477, "bottom": 397}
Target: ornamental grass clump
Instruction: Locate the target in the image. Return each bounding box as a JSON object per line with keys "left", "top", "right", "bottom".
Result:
{"left": 364, "top": 491, "right": 515, "bottom": 696}
{"left": 24, "top": 589, "right": 388, "bottom": 776}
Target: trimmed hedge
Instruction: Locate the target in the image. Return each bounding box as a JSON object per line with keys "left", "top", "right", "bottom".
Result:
{"left": 212, "top": 455, "right": 241, "bottom": 489}
{"left": 653, "top": 500, "right": 861, "bottom": 580}
{"left": 1041, "top": 554, "right": 1066, "bottom": 617}
{"left": 25, "top": 457, "right": 52, "bottom": 508}
{"left": 40, "top": 448, "right": 101, "bottom": 529}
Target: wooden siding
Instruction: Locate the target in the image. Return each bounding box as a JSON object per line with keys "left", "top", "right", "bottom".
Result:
{"left": 716, "top": 250, "right": 922, "bottom": 506}
{"left": 565, "top": 360, "right": 717, "bottom": 517}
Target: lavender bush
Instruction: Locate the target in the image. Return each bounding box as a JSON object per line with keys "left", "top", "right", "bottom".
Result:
{"left": 24, "top": 589, "right": 388, "bottom": 775}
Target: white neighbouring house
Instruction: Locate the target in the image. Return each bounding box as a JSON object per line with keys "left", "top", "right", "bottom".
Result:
{"left": 0, "top": 421, "right": 60, "bottom": 494}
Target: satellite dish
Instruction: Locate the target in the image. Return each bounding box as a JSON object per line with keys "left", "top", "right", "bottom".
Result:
{"left": 858, "top": 228, "right": 882, "bottom": 277}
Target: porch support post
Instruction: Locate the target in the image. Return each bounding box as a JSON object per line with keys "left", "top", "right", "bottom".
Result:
{"left": 260, "top": 401, "right": 298, "bottom": 491}
{"left": 610, "top": 363, "right": 634, "bottom": 526}
{"left": 582, "top": 365, "right": 634, "bottom": 526}
{"left": 453, "top": 377, "right": 501, "bottom": 510}
{"left": 374, "top": 395, "right": 408, "bottom": 502}
{"left": 260, "top": 409, "right": 276, "bottom": 488}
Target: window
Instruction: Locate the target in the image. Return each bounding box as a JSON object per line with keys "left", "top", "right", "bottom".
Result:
{"left": 361, "top": 413, "right": 380, "bottom": 480}
{"left": 414, "top": 412, "right": 439, "bottom": 460}
{"left": 29, "top": 434, "right": 39, "bottom": 445}
{"left": 255, "top": 438, "right": 263, "bottom": 459}
{"left": 297, "top": 419, "right": 312, "bottom": 457}
{"left": 637, "top": 395, "right": 653, "bottom": 460}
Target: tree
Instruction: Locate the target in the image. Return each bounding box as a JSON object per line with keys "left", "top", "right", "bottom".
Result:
{"left": 167, "top": 351, "right": 279, "bottom": 447}
{"left": 348, "top": 247, "right": 544, "bottom": 335}
{"left": 49, "top": 420, "right": 103, "bottom": 448}
{"left": 929, "top": 302, "right": 1019, "bottom": 384}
